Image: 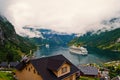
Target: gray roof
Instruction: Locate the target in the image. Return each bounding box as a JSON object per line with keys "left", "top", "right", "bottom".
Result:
{"left": 9, "top": 62, "right": 19, "bottom": 67}
{"left": 78, "top": 65, "right": 98, "bottom": 76}
{"left": 0, "top": 62, "right": 8, "bottom": 67}
{"left": 47, "top": 59, "right": 68, "bottom": 71}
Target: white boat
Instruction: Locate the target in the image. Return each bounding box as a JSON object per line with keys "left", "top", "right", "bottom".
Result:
{"left": 46, "top": 44, "right": 49, "bottom": 48}
{"left": 69, "top": 45, "right": 88, "bottom": 55}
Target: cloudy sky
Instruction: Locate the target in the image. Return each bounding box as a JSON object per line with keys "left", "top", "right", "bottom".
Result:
{"left": 0, "top": 0, "right": 120, "bottom": 34}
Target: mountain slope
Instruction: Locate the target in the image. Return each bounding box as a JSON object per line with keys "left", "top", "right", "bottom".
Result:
{"left": 69, "top": 28, "right": 120, "bottom": 51}
{"left": 69, "top": 17, "right": 120, "bottom": 52}
{"left": 22, "top": 27, "right": 77, "bottom": 47}
{"left": 0, "top": 15, "right": 36, "bottom": 62}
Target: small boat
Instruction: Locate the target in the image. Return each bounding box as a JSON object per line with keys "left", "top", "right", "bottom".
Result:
{"left": 69, "top": 45, "right": 88, "bottom": 55}
{"left": 46, "top": 44, "right": 49, "bottom": 48}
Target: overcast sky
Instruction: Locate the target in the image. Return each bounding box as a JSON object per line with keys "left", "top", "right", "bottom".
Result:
{"left": 0, "top": 0, "right": 120, "bottom": 34}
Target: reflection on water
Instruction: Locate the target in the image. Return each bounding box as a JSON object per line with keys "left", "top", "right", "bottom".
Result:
{"left": 34, "top": 46, "right": 120, "bottom": 65}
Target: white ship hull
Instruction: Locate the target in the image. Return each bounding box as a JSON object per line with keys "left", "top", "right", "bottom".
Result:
{"left": 69, "top": 46, "right": 88, "bottom": 55}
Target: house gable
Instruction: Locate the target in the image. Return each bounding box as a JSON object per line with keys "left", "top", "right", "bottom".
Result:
{"left": 53, "top": 62, "right": 70, "bottom": 77}
{"left": 16, "top": 63, "right": 43, "bottom": 80}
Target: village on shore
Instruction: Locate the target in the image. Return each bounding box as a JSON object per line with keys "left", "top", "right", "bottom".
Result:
{"left": 0, "top": 54, "right": 120, "bottom": 80}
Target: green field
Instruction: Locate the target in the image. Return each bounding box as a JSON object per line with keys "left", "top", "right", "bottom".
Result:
{"left": 79, "top": 76, "right": 99, "bottom": 80}
{"left": 0, "top": 72, "right": 15, "bottom": 80}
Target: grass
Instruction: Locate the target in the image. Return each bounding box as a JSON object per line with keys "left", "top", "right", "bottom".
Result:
{"left": 0, "top": 71, "right": 15, "bottom": 80}
{"left": 79, "top": 76, "right": 99, "bottom": 80}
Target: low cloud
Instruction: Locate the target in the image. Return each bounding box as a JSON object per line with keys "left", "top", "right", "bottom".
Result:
{"left": 0, "top": 0, "right": 120, "bottom": 35}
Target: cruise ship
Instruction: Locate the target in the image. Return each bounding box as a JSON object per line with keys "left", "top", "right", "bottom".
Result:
{"left": 69, "top": 45, "right": 88, "bottom": 55}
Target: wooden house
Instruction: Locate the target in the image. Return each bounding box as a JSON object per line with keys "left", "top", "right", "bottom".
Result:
{"left": 15, "top": 55, "right": 79, "bottom": 80}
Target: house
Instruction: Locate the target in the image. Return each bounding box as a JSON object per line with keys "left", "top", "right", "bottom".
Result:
{"left": 0, "top": 62, "right": 8, "bottom": 68}
{"left": 15, "top": 54, "right": 79, "bottom": 80}
{"left": 99, "top": 68, "right": 110, "bottom": 80}
{"left": 111, "top": 76, "right": 120, "bottom": 80}
{"left": 78, "top": 65, "right": 98, "bottom": 77}
{"left": 9, "top": 62, "right": 19, "bottom": 68}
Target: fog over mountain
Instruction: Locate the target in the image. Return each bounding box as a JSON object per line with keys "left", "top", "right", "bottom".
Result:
{"left": 0, "top": 0, "right": 120, "bottom": 36}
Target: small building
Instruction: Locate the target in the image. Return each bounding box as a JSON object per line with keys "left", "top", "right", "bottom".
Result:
{"left": 78, "top": 65, "right": 98, "bottom": 77}
{"left": 0, "top": 62, "right": 8, "bottom": 68}
{"left": 15, "top": 54, "right": 79, "bottom": 80}
{"left": 9, "top": 62, "right": 19, "bottom": 68}
{"left": 100, "top": 68, "right": 110, "bottom": 79}
{"left": 117, "top": 38, "right": 120, "bottom": 43}
{"left": 111, "top": 76, "right": 120, "bottom": 80}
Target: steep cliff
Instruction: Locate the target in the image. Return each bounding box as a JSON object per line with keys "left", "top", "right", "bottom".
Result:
{"left": 0, "top": 15, "right": 35, "bottom": 62}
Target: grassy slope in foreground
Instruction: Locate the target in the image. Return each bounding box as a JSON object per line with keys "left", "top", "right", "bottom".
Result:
{"left": 0, "top": 72, "right": 15, "bottom": 80}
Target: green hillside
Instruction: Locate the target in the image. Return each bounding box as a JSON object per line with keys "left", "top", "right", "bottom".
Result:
{"left": 69, "top": 28, "right": 120, "bottom": 52}
{"left": 0, "top": 15, "right": 36, "bottom": 62}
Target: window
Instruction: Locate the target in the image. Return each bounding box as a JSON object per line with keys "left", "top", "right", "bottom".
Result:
{"left": 61, "top": 67, "right": 67, "bottom": 73}
{"left": 26, "top": 67, "right": 27, "bottom": 70}
{"left": 37, "top": 72, "right": 39, "bottom": 75}
{"left": 33, "top": 69, "right": 36, "bottom": 74}
{"left": 29, "top": 68, "right": 30, "bottom": 71}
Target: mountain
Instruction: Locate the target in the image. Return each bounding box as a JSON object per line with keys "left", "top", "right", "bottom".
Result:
{"left": 0, "top": 15, "right": 36, "bottom": 62}
{"left": 22, "top": 26, "right": 77, "bottom": 47}
{"left": 69, "top": 17, "right": 120, "bottom": 52}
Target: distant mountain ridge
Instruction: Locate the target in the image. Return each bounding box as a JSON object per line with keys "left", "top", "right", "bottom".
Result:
{"left": 69, "top": 17, "right": 120, "bottom": 52}
{"left": 22, "top": 26, "right": 77, "bottom": 46}
{"left": 0, "top": 15, "right": 35, "bottom": 62}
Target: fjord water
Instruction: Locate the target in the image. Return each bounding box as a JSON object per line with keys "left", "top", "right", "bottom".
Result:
{"left": 35, "top": 46, "right": 120, "bottom": 65}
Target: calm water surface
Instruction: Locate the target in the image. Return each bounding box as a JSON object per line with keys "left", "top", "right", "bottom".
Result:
{"left": 34, "top": 46, "right": 120, "bottom": 65}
